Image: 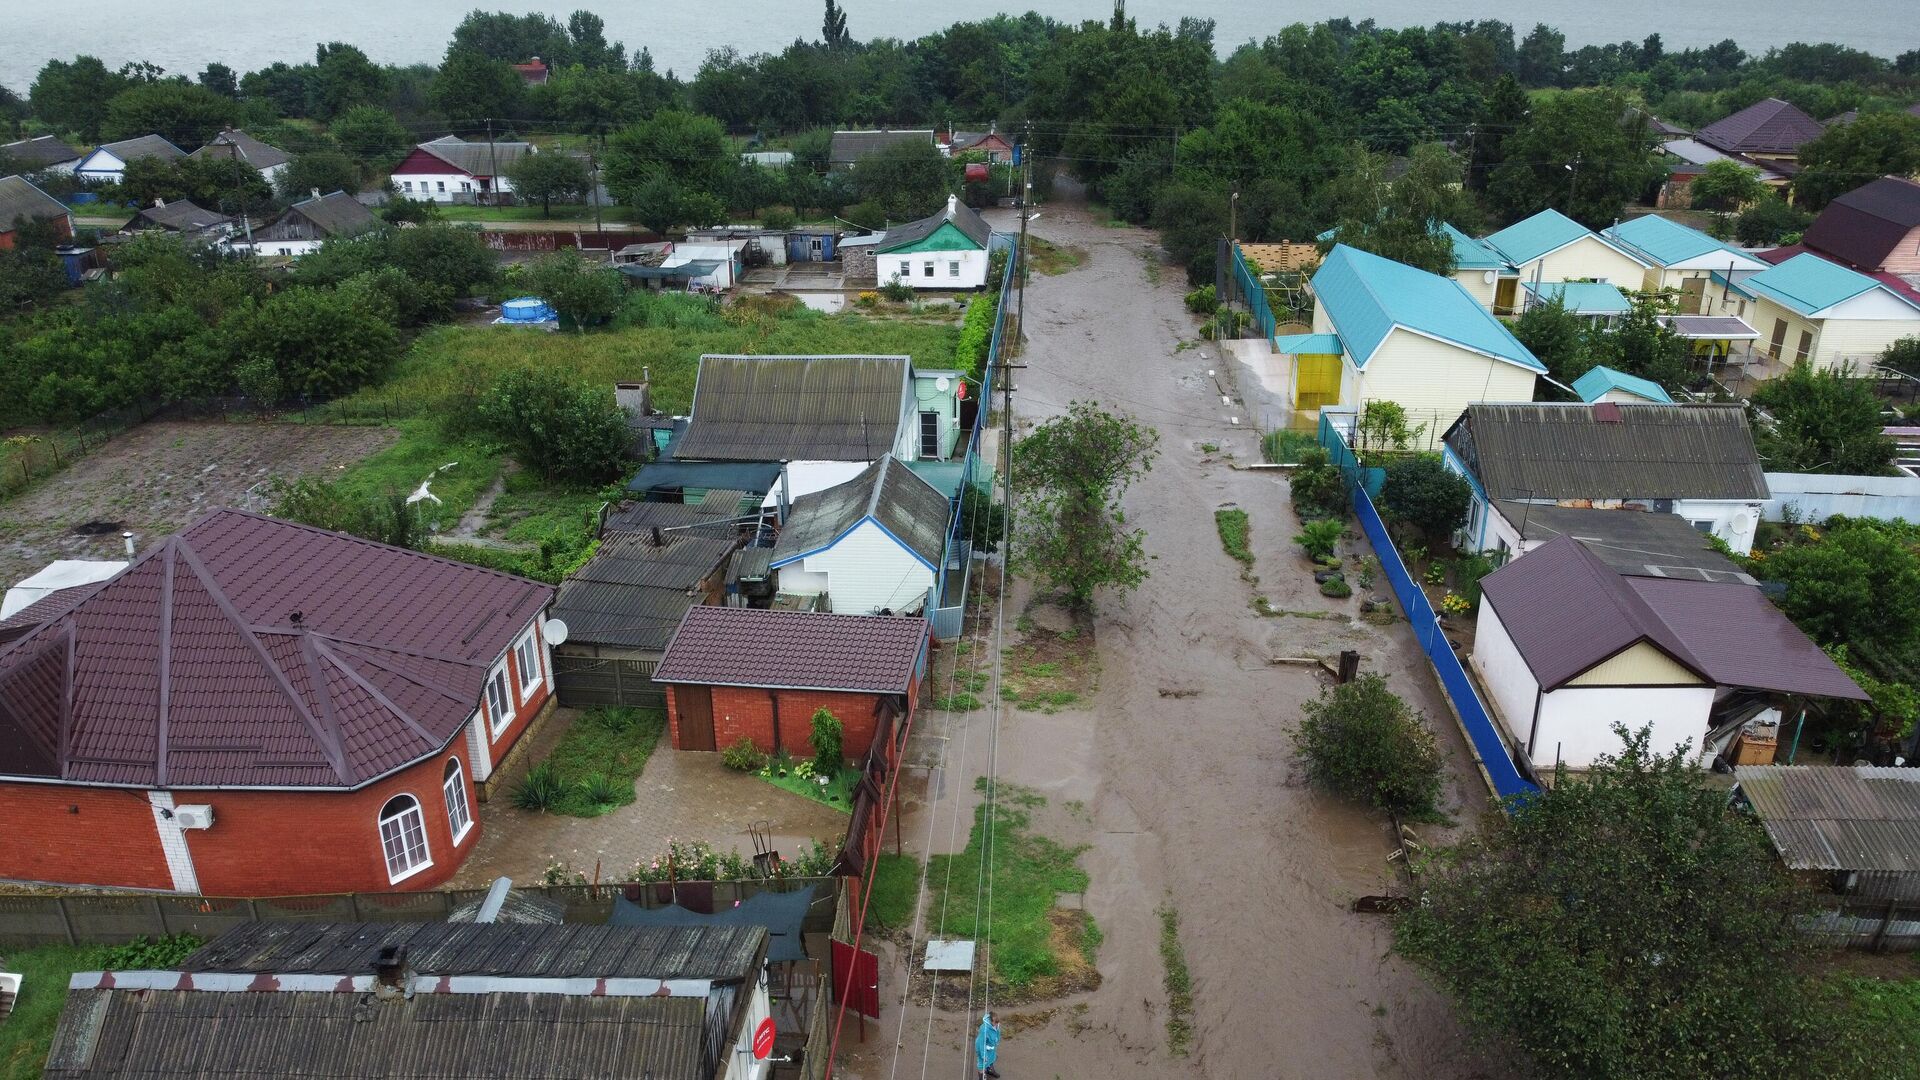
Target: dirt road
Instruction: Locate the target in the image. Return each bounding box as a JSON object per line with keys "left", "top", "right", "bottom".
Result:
{"left": 840, "top": 199, "right": 1506, "bottom": 1079}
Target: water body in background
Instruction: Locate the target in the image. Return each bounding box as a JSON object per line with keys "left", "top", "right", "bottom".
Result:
{"left": 4, "top": 0, "right": 1916, "bottom": 94}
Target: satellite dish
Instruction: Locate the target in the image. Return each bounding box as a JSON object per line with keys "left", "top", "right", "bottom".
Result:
{"left": 935, "top": 376, "right": 951, "bottom": 392}
{"left": 1482, "top": 270, "right": 1497, "bottom": 285}
{"left": 542, "top": 619, "right": 570, "bottom": 646}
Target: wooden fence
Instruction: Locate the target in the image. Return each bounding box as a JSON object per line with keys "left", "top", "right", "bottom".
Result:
{"left": 0, "top": 877, "right": 838, "bottom": 949}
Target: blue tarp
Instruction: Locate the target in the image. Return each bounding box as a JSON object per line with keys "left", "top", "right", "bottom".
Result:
{"left": 610, "top": 884, "right": 815, "bottom": 963}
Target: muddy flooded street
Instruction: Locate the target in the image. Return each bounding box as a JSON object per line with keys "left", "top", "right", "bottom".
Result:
{"left": 839, "top": 195, "right": 1507, "bottom": 1080}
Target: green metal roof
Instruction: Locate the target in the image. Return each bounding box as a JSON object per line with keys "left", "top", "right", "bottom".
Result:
{"left": 1273, "top": 332, "right": 1343, "bottom": 354}
{"left": 1571, "top": 365, "right": 1675, "bottom": 404}
{"left": 1482, "top": 208, "right": 1591, "bottom": 265}
{"left": 1603, "top": 215, "right": 1744, "bottom": 267}
{"left": 1310, "top": 244, "right": 1544, "bottom": 372}
{"left": 1742, "top": 252, "right": 1920, "bottom": 317}
{"left": 1523, "top": 280, "right": 1632, "bottom": 315}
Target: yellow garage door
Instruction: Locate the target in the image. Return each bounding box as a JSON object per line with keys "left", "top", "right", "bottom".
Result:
{"left": 1296, "top": 354, "right": 1342, "bottom": 412}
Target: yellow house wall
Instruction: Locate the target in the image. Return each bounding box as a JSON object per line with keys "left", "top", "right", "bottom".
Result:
{"left": 1348, "top": 329, "right": 1539, "bottom": 433}
{"left": 1815, "top": 316, "right": 1920, "bottom": 370}
{"left": 1451, "top": 270, "right": 1500, "bottom": 310}
{"left": 1565, "top": 641, "right": 1706, "bottom": 687}
{"left": 1518, "top": 236, "right": 1648, "bottom": 286}
{"left": 1751, "top": 297, "right": 1823, "bottom": 366}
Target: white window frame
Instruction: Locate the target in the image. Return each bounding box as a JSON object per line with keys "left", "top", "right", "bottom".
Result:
{"left": 486, "top": 666, "right": 512, "bottom": 736}
{"left": 401, "top": 180, "right": 413, "bottom": 192}
{"left": 437, "top": 180, "right": 446, "bottom": 193}
{"left": 443, "top": 759, "right": 473, "bottom": 844}
{"left": 378, "top": 795, "right": 432, "bottom": 883}
{"left": 460, "top": 180, "right": 473, "bottom": 192}
{"left": 948, "top": 260, "right": 960, "bottom": 277}
{"left": 922, "top": 260, "right": 934, "bottom": 278}
{"left": 514, "top": 631, "right": 543, "bottom": 702}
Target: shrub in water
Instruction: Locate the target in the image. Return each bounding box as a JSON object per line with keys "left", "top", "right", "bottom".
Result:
{"left": 1292, "top": 674, "right": 1442, "bottom": 817}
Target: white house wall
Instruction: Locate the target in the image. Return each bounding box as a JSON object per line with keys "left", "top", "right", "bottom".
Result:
{"left": 879, "top": 248, "right": 989, "bottom": 290}
{"left": 1668, "top": 498, "right": 1761, "bottom": 554}
{"left": 1812, "top": 315, "right": 1920, "bottom": 371}
{"left": 788, "top": 520, "right": 934, "bottom": 615}
{"left": 1451, "top": 270, "right": 1500, "bottom": 310}
{"left": 1469, "top": 599, "right": 1541, "bottom": 758}
{"left": 395, "top": 172, "right": 517, "bottom": 202}
{"left": 720, "top": 979, "right": 775, "bottom": 1080}
{"left": 1532, "top": 684, "right": 1716, "bottom": 770}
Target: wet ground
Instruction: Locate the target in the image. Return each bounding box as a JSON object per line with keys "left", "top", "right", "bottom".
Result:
{"left": 838, "top": 196, "right": 1507, "bottom": 1079}
{"left": 448, "top": 710, "right": 850, "bottom": 889}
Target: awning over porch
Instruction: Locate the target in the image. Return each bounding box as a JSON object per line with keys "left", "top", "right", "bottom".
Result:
{"left": 1273, "top": 332, "right": 1342, "bottom": 355}
{"left": 1662, "top": 314, "right": 1760, "bottom": 340}
{"left": 1523, "top": 280, "right": 1631, "bottom": 315}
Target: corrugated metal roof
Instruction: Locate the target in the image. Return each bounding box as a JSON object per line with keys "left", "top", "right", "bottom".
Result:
{"left": 1494, "top": 502, "right": 1750, "bottom": 582}
{"left": 1525, "top": 280, "right": 1632, "bottom": 315}
{"left": 0, "top": 175, "right": 70, "bottom": 231}
{"left": 1481, "top": 535, "right": 1866, "bottom": 699}
{"left": 1444, "top": 402, "right": 1767, "bottom": 501}
{"left": 133, "top": 200, "right": 230, "bottom": 232}
{"left": 2, "top": 135, "right": 83, "bottom": 168}
{"left": 1571, "top": 365, "right": 1674, "bottom": 403}
{"left": 655, "top": 607, "right": 926, "bottom": 692}
{"left": 772, "top": 455, "right": 951, "bottom": 570}
{"left": 674, "top": 355, "right": 911, "bottom": 462}
{"left": 0, "top": 510, "right": 551, "bottom": 789}
{"left": 1273, "top": 332, "right": 1343, "bottom": 354}
{"left": 179, "top": 921, "right": 765, "bottom": 981}
{"left": 571, "top": 535, "right": 736, "bottom": 591}
{"left": 1663, "top": 315, "right": 1760, "bottom": 340}
{"left": 189, "top": 129, "right": 291, "bottom": 171}
{"left": 874, "top": 198, "right": 991, "bottom": 252}
{"left": 1439, "top": 222, "right": 1504, "bottom": 269}
{"left": 551, "top": 535, "right": 736, "bottom": 651}
{"left": 415, "top": 135, "right": 536, "bottom": 176}
{"left": 45, "top": 988, "right": 711, "bottom": 1080}
{"left": 90, "top": 135, "right": 186, "bottom": 165}
{"left": 1743, "top": 251, "right": 1920, "bottom": 316}
{"left": 1481, "top": 208, "right": 1592, "bottom": 265}
{"left": 1696, "top": 97, "right": 1825, "bottom": 156}
{"left": 1311, "top": 244, "right": 1543, "bottom": 372}
{"left": 1736, "top": 765, "right": 1920, "bottom": 871}
{"left": 1603, "top": 214, "right": 1752, "bottom": 268}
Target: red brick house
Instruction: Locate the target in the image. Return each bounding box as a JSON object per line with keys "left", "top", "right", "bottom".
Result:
{"left": 0, "top": 509, "right": 555, "bottom": 896}
{"left": 654, "top": 608, "right": 927, "bottom": 760}
{"left": 0, "top": 174, "right": 74, "bottom": 250}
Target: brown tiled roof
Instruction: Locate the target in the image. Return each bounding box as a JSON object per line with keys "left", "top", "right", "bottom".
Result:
{"left": 0, "top": 509, "right": 551, "bottom": 789}
{"left": 1695, "top": 97, "right": 1825, "bottom": 156}
{"left": 654, "top": 607, "right": 926, "bottom": 692}
{"left": 1803, "top": 176, "right": 1920, "bottom": 272}
{"left": 1480, "top": 535, "right": 1865, "bottom": 699}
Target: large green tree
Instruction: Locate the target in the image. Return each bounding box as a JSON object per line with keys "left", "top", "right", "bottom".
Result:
{"left": 852, "top": 138, "right": 953, "bottom": 221}
{"left": 328, "top": 106, "right": 412, "bottom": 169}
{"left": 1687, "top": 158, "right": 1767, "bottom": 211}
{"left": 1466, "top": 74, "right": 1528, "bottom": 191}
{"left": 506, "top": 152, "right": 594, "bottom": 216}
{"left": 1750, "top": 360, "right": 1896, "bottom": 476}
{"left": 29, "top": 56, "right": 127, "bottom": 141}
{"left": 1760, "top": 518, "right": 1920, "bottom": 661}
{"left": 1487, "top": 89, "right": 1661, "bottom": 227}
{"left": 1320, "top": 142, "right": 1476, "bottom": 275}
{"left": 477, "top": 367, "right": 631, "bottom": 484}
{"left": 1396, "top": 726, "right": 1874, "bottom": 1080}
{"left": 1793, "top": 112, "right": 1920, "bottom": 211}
{"left": 310, "top": 43, "right": 388, "bottom": 120}
{"left": 233, "top": 287, "right": 401, "bottom": 401}
{"left": 603, "top": 110, "right": 731, "bottom": 230}
{"left": 429, "top": 52, "right": 526, "bottom": 129}
{"left": 276, "top": 151, "right": 363, "bottom": 200}
{"left": 1013, "top": 401, "right": 1161, "bottom": 608}
{"left": 1380, "top": 453, "right": 1472, "bottom": 542}
{"left": 526, "top": 250, "right": 624, "bottom": 329}
{"left": 102, "top": 81, "right": 235, "bottom": 148}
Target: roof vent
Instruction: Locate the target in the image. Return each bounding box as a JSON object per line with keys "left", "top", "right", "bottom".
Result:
{"left": 1593, "top": 402, "right": 1624, "bottom": 423}
{"left": 288, "top": 610, "right": 303, "bottom": 625}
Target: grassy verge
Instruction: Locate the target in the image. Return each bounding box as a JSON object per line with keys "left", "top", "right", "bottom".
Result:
{"left": 755, "top": 756, "right": 860, "bottom": 811}
{"left": 512, "top": 707, "right": 664, "bottom": 817}
{"left": 1215, "top": 508, "right": 1253, "bottom": 566}
{"left": 1, "top": 935, "right": 200, "bottom": 1080}
{"left": 326, "top": 420, "right": 506, "bottom": 533}
{"left": 485, "top": 470, "right": 607, "bottom": 544}
{"left": 1262, "top": 429, "right": 1318, "bottom": 464}
{"left": 928, "top": 780, "right": 1098, "bottom": 993}
{"left": 866, "top": 853, "right": 923, "bottom": 930}
{"left": 1027, "top": 236, "right": 1085, "bottom": 275}
{"left": 334, "top": 308, "right": 958, "bottom": 420}
{"left": 1157, "top": 903, "right": 1195, "bottom": 1056}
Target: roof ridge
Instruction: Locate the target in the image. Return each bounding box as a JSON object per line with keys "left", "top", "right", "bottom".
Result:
{"left": 198, "top": 508, "right": 547, "bottom": 590}
{"left": 311, "top": 636, "right": 442, "bottom": 749}
{"left": 1548, "top": 536, "right": 1712, "bottom": 678}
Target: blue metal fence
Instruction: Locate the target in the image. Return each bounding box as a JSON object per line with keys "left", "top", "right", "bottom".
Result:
{"left": 1320, "top": 419, "right": 1537, "bottom": 804}
{"left": 1231, "top": 243, "right": 1277, "bottom": 343}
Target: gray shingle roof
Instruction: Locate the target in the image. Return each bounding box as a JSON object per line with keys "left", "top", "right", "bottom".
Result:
{"left": 1695, "top": 97, "right": 1825, "bottom": 156}
{"left": 875, "top": 196, "right": 991, "bottom": 253}
{"left": 91, "top": 135, "right": 187, "bottom": 165}
{"left": 2, "top": 135, "right": 83, "bottom": 169}
{"left": 1479, "top": 534, "right": 1865, "bottom": 699}
{"left": 133, "top": 199, "right": 230, "bottom": 232}
{"left": 1444, "top": 402, "right": 1768, "bottom": 502}
{"left": 655, "top": 607, "right": 926, "bottom": 692}
{"left": 675, "top": 354, "right": 911, "bottom": 462}
{"left": 0, "top": 174, "right": 70, "bottom": 231}
{"left": 188, "top": 129, "right": 291, "bottom": 171}
{"left": 829, "top": 129, "right": 935, "bottom": 164}
{"left": 275, "top": 190, "right": 378, "bottom": 238}
{"left": 417, "top": 135, "right": 536, "bottom": 176}
{"left": 772, "top": 455, "right": 951, "bottom": 569}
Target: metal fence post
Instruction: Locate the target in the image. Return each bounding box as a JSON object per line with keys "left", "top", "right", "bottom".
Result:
{"left": 58, "top": 896, "right": 77, "bottom": 945}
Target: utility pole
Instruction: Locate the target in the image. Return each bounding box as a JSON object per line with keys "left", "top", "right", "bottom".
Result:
{"left": 589, "top": 140, "right": 603, "bottom": 243}
{"left": 1229, "top": 190, "right": 1239, "bottom": 245}
{"left": 1016, "top": 121, "right": 1032, "bottom": 361}
{"left": 485, "top": 118, "right": 500, "bottom": 207}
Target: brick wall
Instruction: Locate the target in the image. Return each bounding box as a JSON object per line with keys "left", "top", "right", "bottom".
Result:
{"left": 667, "top": 685, "right": 900, "bottom": 761}
{"left": 0, "top": 782, "right": 173, "bottom": 890}
{"left": 843, "top": 246, "right": 878, "bottom": 287}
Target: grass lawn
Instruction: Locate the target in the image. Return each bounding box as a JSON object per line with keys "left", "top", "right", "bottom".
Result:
{"left": 1026, "top": 236, "right": 1085, "bottom": 275}
{"left": 1215, "top": 508, "right": 1253, "bottom": 566}
{"left": 485, "top": 469, "right": 607, "bottom": 545}
{"left": 866, "top": 853, "right": 923, "bottom": 931}
{"left": 755, "top": 758, "right": 860, "bottom": 812}
{"left": 1, "top": 935, "right": 200, "bottom": 1080}
{"left": 513, "top": 707, "right": 666, "bottom": 817}
{"left": 927, "top": 780, "right": 1099, "bottom": 992}
{"left": 335, "top": 307, "right": 958, "bottom": 421}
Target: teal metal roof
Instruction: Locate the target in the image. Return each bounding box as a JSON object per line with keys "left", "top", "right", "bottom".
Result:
{"left": 1440, "top": 223, "right": 1505, "bottom": 269}
{"left": 1273, "top": 332, "right": 1343, "bottom": 354}
{"left": 903, "top": 460, "right": 975, "bottom": 498}
{"left": 1603, "top": 215, "right": 1742, "bottom": 267}
{"left": 1481, "top": 208, "right": 1591, "bottom": 265}
{"left": 1311, "top": 244, "right": 1545, "bottom": 372}
{"left": 1742, "top": 252, "right": 1918, "bottom": 317}
{"left": 1571, "top": 365, "right": 1675, "bottom": 404}
{"left": 1523, "top": 280, "right": 1632, "bottom": 315}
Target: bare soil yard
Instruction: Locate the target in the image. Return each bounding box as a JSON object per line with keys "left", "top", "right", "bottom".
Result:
{"left": 0, "top": 421, "right": 397, "bottom": 585}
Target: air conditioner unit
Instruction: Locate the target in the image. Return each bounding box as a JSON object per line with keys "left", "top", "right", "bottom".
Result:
{"left": 173, "top": 805, "right": 215, "bottom": 831}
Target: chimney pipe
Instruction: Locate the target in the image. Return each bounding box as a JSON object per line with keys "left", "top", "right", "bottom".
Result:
{"left": 650, "top": 525, "right": 664, "bottom": 547}
{"left": 122, "top": 531, "right": 135, "bottom": 557}
{"left": 947, "top": 193, "right": 957, "bottom": 215}
{"left": 778, "top": 460, "right": 792, "bottom": 524}
{"left": 311, "top": 188, "right": 321, "bottom": 200}
{"left": 371, "top": 943, "right": 411, "bottom": 1000}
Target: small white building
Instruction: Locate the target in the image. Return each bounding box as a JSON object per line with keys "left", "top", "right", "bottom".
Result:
{"left": 233, "top": 190, "right": 378, "bottom": 258}
{"left": 875, "top": 196, "right": 992, "bottom": 290}
{"left": 1473, "top": 534, "right": 1864, "bottom": 772}
{"left": 770, "top": 455, "right": 952, "bottom": 615}
{"left": 1479, "top": 208, "right": 1653, "bottom": 298}
{"left": 390, "top": 135, "right": 535, "bottom": 203}
{"left": 73, "top": 135, "right": 187, "bottom": 185}
{"left": 1444, "top": 401, "right": 1770, "bottom": 557}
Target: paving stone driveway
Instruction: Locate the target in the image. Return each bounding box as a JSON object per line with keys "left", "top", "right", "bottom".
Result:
{"left": 448, "top": 724, "right": 850, "bottom": 889}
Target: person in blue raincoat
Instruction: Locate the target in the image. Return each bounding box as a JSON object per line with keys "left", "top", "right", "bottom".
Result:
{"left": 975, "top": 1010, "right": 1002, "bottom": 1078}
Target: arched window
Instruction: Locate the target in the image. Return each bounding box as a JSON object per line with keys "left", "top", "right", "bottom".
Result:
{"left": 443, "top": 758, "right": 473, "bottom": 844}
{"left": 378, "top": 794, "right": 431, "bottom": 883}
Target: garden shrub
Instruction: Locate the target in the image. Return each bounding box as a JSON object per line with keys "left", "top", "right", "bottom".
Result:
{"left": 1183, "top": 284, "right": 1216, "bottom": 313}
{"left": 1295, "top": 519, "right": 1342, "bottom": 561}
{"left": 721, "top": 737, "right": 767, "bottom": 772}
{"left": 955, "top": 293, "right": 997, "bottom": 380}
{"left": 1288, "top": 448, "right": 1349, "bottom": 518}
{"left": 1293, "top": 674, "right": 1443, "bottom": 817}
{"left": 809, "top": 707, "right": 845, "bottom": 773}
{"left": 512, "top": 761, "right": 565, "bottom": 811}
{"left": 1320, "top": 576, "right": 1352, "bottom": 598}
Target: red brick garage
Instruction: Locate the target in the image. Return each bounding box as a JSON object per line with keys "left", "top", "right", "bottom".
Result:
{"left": 655, "top": 607, "right": 927, "bottom": 761}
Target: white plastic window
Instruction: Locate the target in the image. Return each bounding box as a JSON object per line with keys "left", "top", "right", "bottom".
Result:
{"left": 378, "top": 795, "right": 432, "bottom": 882}
{"left": 443, "top": 760, "right": 473, "bottom": 844}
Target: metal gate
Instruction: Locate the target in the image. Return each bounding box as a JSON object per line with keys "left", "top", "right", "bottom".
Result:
{"left": 553, "top": 653, "right": 666, "bottom": 709}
